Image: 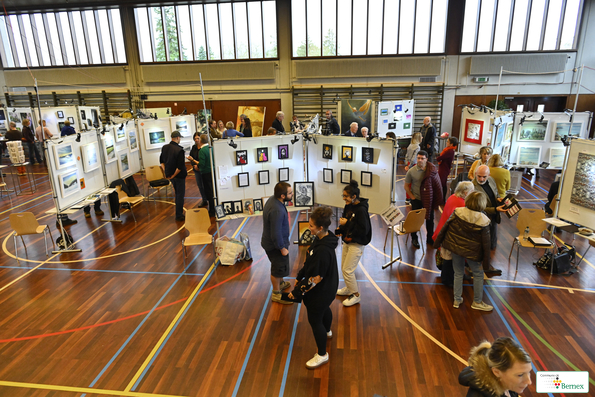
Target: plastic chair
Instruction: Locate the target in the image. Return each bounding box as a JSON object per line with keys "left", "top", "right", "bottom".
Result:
{"left": 384, "top": 208, "right": 427, "bottom": 256}
{"left": 508, "top": 208, "right": 554, "bottom": 271}
{"left": 182, "top": 208, "right": 214, "bottom": 266}
{"left": 9, "top": 212, "right": 55, "bottom": 261}
{"left": 146, "top": 165, "right": 170, "bottom": 203}
{"left": 116, "top": 185, "right": 146, "bottom": 222}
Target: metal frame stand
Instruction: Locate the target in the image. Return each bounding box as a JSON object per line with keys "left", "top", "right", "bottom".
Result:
{"left": 10, "top": 162, "right": 37, "bottom": 195}
{"left": 383, "top": 139, "right": 402, "bottom": 269}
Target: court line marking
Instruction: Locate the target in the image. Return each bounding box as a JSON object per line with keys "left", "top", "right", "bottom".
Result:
{"left": 125, "top": 217, "right": 249, "bottom": 392}
{"left": 358, "top": 260, "right": 468, "bottom": 365}
{"left": 0, "top": 197, "right": 55, "bottom": 222}
{"left": 278, "top": 303, "right": 301, "bottom": 397}
{"left": 554, "top": 234, "right": 595, "bottom": 271}
{"left": 0, "top": 265, "right": 206, "bottom": 276}
{"left": 0, "top": 192, "right": 51, "bottom": 215}
{"left": 0, "top": 380, "right": 187, "bottom": 396}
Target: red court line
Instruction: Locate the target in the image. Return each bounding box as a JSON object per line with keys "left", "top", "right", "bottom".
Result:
{"left": 0, "top": 258, "right": 264, "bottom": 344}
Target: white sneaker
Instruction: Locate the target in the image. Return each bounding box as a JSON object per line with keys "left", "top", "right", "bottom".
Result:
{"left": 336, "top": 287, "right": 350, "bottom": 296}
{"left": 342, "top": 294, "right": 361, "bottom": 307}
{"left": 453, "top": 298, "right": 463, "bottom": 309}
{"left": 471, "top": 301, "right": 493, "bottom": 312}
{"left": 327, "top": 330, "right": 332, "bottom": 339}
{"left": 306, "top": 353, "right": 329, "bottom": 369}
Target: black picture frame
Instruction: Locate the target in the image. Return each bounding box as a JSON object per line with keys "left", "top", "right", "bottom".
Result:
{"left": 341, "top": 169, "right": 352, "bottom": 184}
{"left": 222, "top": 201, "right": 234, "bottom": 215}
{"left": 362, "top": 147, "right": 374, "bottom": 163}
{"left": 323, "top": 168, "right": 333, "bottom": 183}
{"left": 258, "top": 170, "right": 270, "bottom": 185}
{"left": 215, "top": 205, "right": 225, "bottom": 219}
{"left": 236, "top": 150, "right": 248, "bottom": 166}
{"left": 361, "top": 171, "right": 373, "bottom": 187}
{"left": 322, "top": 144, "right": 333, "bottom": 160}
{"left": 56, "top": 111, "right": 64, "bottom": 118}
{"left": 253, "top": 198, "right": 263, "bottom": 212}
{"left": 278, "top": 144, "right": 289, "bottom": 159}
{"left": 233, "top": 200, "right": 243, "bottom": 214}
{"left": 294, "top": 181, "right": 315, "bottom": 207}
{"left": 256, "top": 147, "right": 269, "bottom": 162}
{"left": 80, "top": 110, "right": 86, "bottom": 120}
{"left": 68, "top": 117, "right": 75, "bottom": 124}
{"left": 238, "top": 172, "right": 249, "bottom": 187}
{"left": 278, "top": 167, "right": 289, "bottom": 182}
{"left": 341, "top": 145, "right": 353, "bottom": 161}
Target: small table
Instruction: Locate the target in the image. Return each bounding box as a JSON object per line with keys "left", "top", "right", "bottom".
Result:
{"left": 10, "top": 162, "right": 36, "bottom": 196}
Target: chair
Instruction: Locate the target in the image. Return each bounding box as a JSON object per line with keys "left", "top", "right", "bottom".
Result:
{"left": 9, "top": 212, "right": 55, "bottom": 261}
{"left": 116, "top": 185, "right": 146, "bottom": 222}
{"left": 146, "top": 165, "right": 170, "bottom": 203}
{"left": 384, "top": 208, "right": 427, "bottom": 255}
{"left": 182, "top": 208, "right": 214, "bottom": 266}
{"left": 575, "top": 238, "right": 595, "bottom": 268}
{"left": 508, "top": 208, "right": 554, "bottom": 271}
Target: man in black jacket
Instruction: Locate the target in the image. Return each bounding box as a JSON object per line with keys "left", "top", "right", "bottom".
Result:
{"left": 272, "top": 111, "right": 285, "bottom": 133}
{"left": 420, "top": 116, "right": 436, "bottom": 158}
{"left": 325, "top": 110, "right": 340, "bottom": 135}
{"left": 160, "top": 131, "right": 187, "bottom": 221}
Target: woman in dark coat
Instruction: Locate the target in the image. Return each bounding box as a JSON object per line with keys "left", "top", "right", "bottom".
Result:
{"left": 460, "top": 337, "right": 533, "bottom": 397}
{"left": 187, "top": 132, "right": 207, "bottom": 205}
{"left": 286, "top": 206, "right": 339, "bottom": 369}
{"left": 242, "top": 117, "right": 253, "bottom": 137}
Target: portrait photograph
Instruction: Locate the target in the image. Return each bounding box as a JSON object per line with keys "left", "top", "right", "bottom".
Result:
{"left": 322, "top": 144, "right": 332, "bottom": 160}
{"left": 222, "top": 201, "right": 234, "bottom": 215}
{"left": 278, "top": 144, "right": 289, "bottom": 159}
{"left": 236, "top": 150, "right": 248, "bottom": 166}
{"left": 253, "top": 199, "right": 263, "bottom": 212}
{"left": 341, "top": 146, "right": 353, "bottom": 161}
{"left": 215, "top": 205, "right": 225, "bottom": 219}
{"left": 233, "top": 201, "right": 243, "bottom": 214}
{"left": 294, "top": 182, "right": 314, "bottom": 207}
{"left": 257, "top": 147, "right": 269, "bottom": 162}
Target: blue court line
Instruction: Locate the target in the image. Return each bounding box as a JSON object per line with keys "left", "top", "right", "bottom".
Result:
{"left": 523, "top": 176, "right": 549, "bottom": 194}
{"left": 484, "top": 287, "right": 555, "bottom": 397}
{"left": 0, "top": 266, "right": 204, "bottom": 277}
{"left": 520, "top": 186, "right": 546, "bottom": 203}
{"left": 279, "top": 303, "right": 301, "bottom": 397}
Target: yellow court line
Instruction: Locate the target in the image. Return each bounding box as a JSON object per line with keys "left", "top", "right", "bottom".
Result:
{"left": 0, "top": 192, "right": 51, "bottom": 215}
{"left": 125, "top": 217, "right": 250, "bottom": 392}
{"left": 0, "top": 380, "right": 187, "bottom": 397}
{"left": 358, "top": 260, "right": 468, "bottom": 366}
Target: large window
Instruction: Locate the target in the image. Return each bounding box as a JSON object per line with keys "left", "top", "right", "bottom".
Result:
{"left": 0, "top": 9, "right": 126, "bottom": 68}
{"left": 291, "top": 0, "right": 448, "bottom": 57}
{"left": 134, "top": 1, "right": 278, "bottom": 62}
{"left": 461, "top": 0, "right": 584, "bottom": 52}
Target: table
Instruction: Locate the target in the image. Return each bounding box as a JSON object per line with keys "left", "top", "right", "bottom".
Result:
{"left": 10, "top": 162, "right": 36, "bottom": 196}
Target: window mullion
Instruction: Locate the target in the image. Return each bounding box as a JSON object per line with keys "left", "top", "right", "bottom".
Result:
{"left": 321, "top": 0, "right": 323, "bottom": 57}
{"left": 107, "top": 10, "right": 118, "bottom": 63}
{"left": 260, "top": 2, "right": 265, "bottom": 58}
{"left": 246, "top": 2, "right": 251, "bottom": 58}
{"left": 176, "top": 6, "right": 184, "bottom": 60}
{"left": 305, "top": 0, "right": 309, "bottom": 56}
{"left": 427, "top": 0, "right": 433, "bottom": 54}
{"left": 489, "top": 0, "right": 498, "bottom": 52}
{"left": 17, "top": 15, "right": 33, "bottom": 67}
{"left": 216, "top": 5, "right": 223, "bottom": 59}
{"left": 335, "top": 0, "right": 338, "bottom": 55}
{"left": 161, "top": 7, "right": 169, "bottom": 61}
{"left": 351, "top": 0, "right": 354, "bottom": 55}
{"left": 188, "top": 6, "right": 196, "bottom": 60}
{"left": 474, "top": 0, "right": 482, "bottom": 52}
{"left": 539, "top": 0, "right": 550, "bottom": 50}
{"left": 6, "top": 16, "right": 19, "bottom": 67}
{"left": 380, "top": 0, "right": 385, "bottom": 54}
{"left": 365, "top": 0, "right": 370, "bottom": 55}
{"left": 202, "top": 5, "right": 210, "bottom": 60}
{"left": 230, "top": 4, "right": 237, "bottom": 58}
{"left": 397, "top": 0, "right": 402, "bottom": 53}
{"left": 506, "top": 0, "right": 516, "bottom": 50}
{"left": 93, "top": 11, "right": 106, "bottom": 63}
{"left": 29, "top": 14, "right": 44, "bottom": 66}
{"left": 67, "top": 12, "right": 81, "bottom": 64}
{"left": 0, "top": 18, "right": 11, "bottom": 68}
{"left": 522, "top": 0, "right": 533, "bottom": 51}
{"left": 54, "top": 13, "right": 69, "bottom": 64}
{"left": 81, "top": 12, "right": 93, "bottom": 63}
{"left": 556, "top": 0, "right": 568, "bottom": 49}
{"left": 41, "top": 14, "right": 56, "bottom": 65}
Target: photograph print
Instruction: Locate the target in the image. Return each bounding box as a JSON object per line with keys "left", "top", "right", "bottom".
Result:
{"left": 116, "top": 125, "right": 127, "bottom": 142}
{"left": 464, "top": 119, "right": 483, "bottom": 144}
{"left": 117, "top": 149, "right": 131, "bottom": 178}
{"left": 233, "top": 201, "right": 243, "bottom": 214}
{"left": 258, "top": 170, "right": 270, "bottom": 185}
{"left": 518, "top": 121, "right": 548, "bottom": 142}
{"left": 80, "top": 110, "right": 86, "bottom": 120}
{"left": 222, "top": 201, "right": 234, "bottom": 215}
{"left": 362, "top": 147, "right": 374, "bottom": 164}
{"left": 322, "top": 144, "right": 332, "bottom": 160}
{"left": 103, "top": 131, "right": 117, "bottom": 163}
{"left": 253, "top": 198, "right": 263, "bottom": 212}
{"left": 236, "top": 150, "right": 248, "bottom": 166}
{"left": 175, "top": 120, "right": 190, "bottom": 137}
{"left": 257, "top": 147, "right": 269, "bottom": 162}
{"left": 57, "top": 111, "right": 64, "bottom": 119}
{"left": 549, "top": 148, "right": 565, "bottom": 169}
{"left": 278, "top": 144, "right": 289, "bottom": 160}
{"left": 242, "top": 199, "right": 254, "bottom": 214}
{"left": 341, "top": 146, "right": 353, "bottom": 161}
{"left": 128, "top": 129, "right": 139, "bottom": 152}
{"left": 294, "top": 181, "right": 314, "bottom": 207}
{"left": 517, "top": 146, "right": 541, "bottom": 166}
{"left": 146, "top": 129, "right": 167, "bottom": 150}
{"left": 59, "top": 169, "right": 79, "bottom": 198}
{"left": 215, "top": 204, "right": 225, "bottom": 219}
{"left": 68, "top": 117, "right": 75, "bottom": 124}
{"left": 53, "top": 142, "right": 76, "bottom": 170}
{"left": 81, "top": 142, "right": 100, "bottom": 173}
{"left": 570, "top": 152, "right": 595, "bottom": 211}
{"left": 553, "top": 122, "right": 582, "bottom": 142}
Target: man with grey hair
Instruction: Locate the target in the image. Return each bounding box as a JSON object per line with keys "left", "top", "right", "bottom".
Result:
{"left": 344, "top": 122, "right": 362, "bottom": 137}
{"left": 272, "top": 111, "right": 285, "bottom": 133}
{"left": 420, "top": 116, "right": 436, "bottom": 158}
{"left": 361, "top": 127, "right": 369, "bottom": 138}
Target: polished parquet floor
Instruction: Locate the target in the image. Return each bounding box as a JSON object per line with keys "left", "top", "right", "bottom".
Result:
{"left": 0, "top": 160, "right": 594, "bottom": 397}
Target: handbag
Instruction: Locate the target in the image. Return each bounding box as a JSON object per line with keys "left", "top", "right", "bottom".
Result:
{"left": 215, "top": 236, "right": 246, "bottom": 266}
{"left": 238, "top": 232, "right": 252, "bottom": 261}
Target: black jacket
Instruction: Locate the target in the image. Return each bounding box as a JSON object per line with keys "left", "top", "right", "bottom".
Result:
{"left": 5, "top": 129, "right": 22, "bottom": 141}
{"left": 189, "top": 144, "right": 201, "bottom": 168}
{"left": 159, "top": 141, "right": 187, "bottom": 179}
{"left": 297, "top": 232, "right": 339, "bottom": 310}
{"left": 335, "top": 198, "right": 372, "bottom": 245}
{"left": 272, "top": 118, "right": 285, "bottom": 133}
{"left": 420, "top": 123, "right": 436, "bottom": 154}
{"left": 459, "top": 366, "right": 519, "bottom": 397}
{"left": 327, "top": 117, "right": 340, "bottom": 135}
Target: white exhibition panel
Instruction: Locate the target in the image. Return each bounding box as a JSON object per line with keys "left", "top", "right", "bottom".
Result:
{"left": 490, "top": 113, "right": 515, "bottom": 158}
{"left": 7, "top": 107, "right": 37, "bottom": 130}
{"left": 169, "top": 115, "right": 197, "bottom": 163}
{"left": 557, "top": 139, "right": 595, "bottom": 229}
{"left": 103, "top": 124, "right": 142, "bottom": 183}
{"left": 138, "top": 119, "right": 173, "bottom": 168}
{"left": 78, "top": 106, "right": 103, "bottom": 131}
{"left": 46, "top": 131, "right": 105, "bottom": 211}
{"left": 213, "top": 135, "right": 305, "bottom": 204}
{"left": 308, "top": 135, "right": 395, "bottom": 215}
{"left": 508, "top": 112, "right": 591, "bottom": 169}
{"left": 376, "top": 100, "right": 415, "bottom": 137}
{"left": 458, "top": 107, "right": 492, "bottom": 155}
{"left": 39, "top": 106, "right": 80, "bottom": 138}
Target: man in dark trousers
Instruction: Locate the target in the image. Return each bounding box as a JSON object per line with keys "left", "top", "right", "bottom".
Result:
{"left": 198, "top": 134, "right": 216, "bottom": 216}
{"left": 420, "top": 116, "right": 436, "bottom": 159}
{"left": 261, "top": 182, "right": 294, "bottom": 305}
{"left": 160, "top": 131, "right": 187, "bottom": 221}
{"left": 325, "top": 110, "right": 340, "bottom": 135}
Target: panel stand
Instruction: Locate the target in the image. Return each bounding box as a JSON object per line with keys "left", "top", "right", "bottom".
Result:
{"left": 382, "top": 226, "right": 401, "bottom": 269}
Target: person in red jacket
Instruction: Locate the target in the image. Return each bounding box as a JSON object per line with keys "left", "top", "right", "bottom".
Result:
{"left": 436, "top": 136, "right": 458, "bottom": 201}
{"left": 404, "top": 150, "right": 443, "bottom": 248}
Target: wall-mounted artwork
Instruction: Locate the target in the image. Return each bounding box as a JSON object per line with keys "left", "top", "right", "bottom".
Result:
{"left": 278, "top": 144, "right": 289, "bottom": 159}
{"left": 517, "top": 146, "right": 541, "bottom": 166}
{"left": 58, "top": 122, "right": 66, "bottom": 132}
{"left": 116, "top": 125, "right": 127, "bottom": 142}
{"left": 257, "top": 147, "right": 269, "bottom": 162}
{"left": 53, "top": 142, "right": 76, "bottom": 170}
{"left": 68, "top": 117, "right": 75, "bottom": 124}
{"left": 103, "top": 131, "right": 117, "bottom": 163}
{"left": 464, "top": 119, "right": 484, "bottom": 144}
{"left": 175, "top": 120, "right": 190, "bottom": 137}
{"left": 215, "top": 205, "right": 225, "bottom": 219}
{"left": 91, "top": 109, "right": 100, "bottom": 127}
{"left": 222, "top": 201, "right": 234, "bottom": 215}
{"left": 552, "top": 122, "right": 582, "bottom": 142}
{"left": 236, "top": 150, "right": 248, "bottom": 165}
{"left": 294, "top": 181, "right": 314, "bottom": 207}
{"left": 362, "top": 147, "right": 374, "bottom": 163}
{"left": 322, "top": 144, "right": 332, "bottom": 160}
{"left": 253, "top": 199, "right": 263, "bottom": 212}
{"left": 549, "top": 148, "right": 565, "bottom": 168}
{"left": 341, "top": 169, "right": 352, "bottom": 184}
{"left": 128, "top": 129, "right": 138, "bottom": 152}
{"left": 237, "top": 106, "right": 266, "bottom": 137}
{"left": 233, "top": 201, "right": 243, "bottom": 213}
{"left": 197, "top": 109, "right": 212, "bottom": 135}
{"left": 81, "top": 142, "right": 100, "bottom": 173}
{"left": 80, "top": 110, "right": 86, "bottom": 120}
{"left": 361, "top": 171, "right": 372, "bottom": 187}
{"left": 341, "top": 99, "right": 372, "bottom": 134}
{"left": 56, "top": 111, "right": 64, "bottom": 119}
{"left": 238, "top": 172, "right": 249, "bottom": 187}
{"left": 117, "top": 149, "right": 131, "bottom": 178}
{"left": 323, "top": 168, "right": 333, "bottom": 183}
{"left": 145, "top": 129, "right": 166, "bottom": 150}
{"left": 258, "top": 170, "right": 270, "bottom": 185}
{"left": 570, "top": 152, "right": 595, "bottom": 211}
{"left": 518, "top": 121, "right": 548, "bottom": 142}
{"left": 242, "top": 199, "right": 254, "bottom": 214}
{"left": 341, "top": 146, "right": 353, "bottom": 161}
{"left": 59, "top": 169, "right": 79, "bottom": 198}
{"left": 503, "top": 123, "right": 513, "bottom": 142}
{"left": 494, "top": 122, "right": 506, "bottom": 148}
{"left": 278, "top": 167, "right": 289, "bottom": 182}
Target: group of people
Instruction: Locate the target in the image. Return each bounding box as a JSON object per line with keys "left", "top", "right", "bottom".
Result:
{"left": 3, "top": 119, "right": 54, "bottom": 174}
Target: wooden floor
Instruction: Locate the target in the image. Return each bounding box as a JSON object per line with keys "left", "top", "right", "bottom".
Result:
{"left": 0, "top": 160, "right": 594, "bottom": 397}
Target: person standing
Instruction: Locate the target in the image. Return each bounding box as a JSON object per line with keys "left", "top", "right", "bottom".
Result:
{"left": 285, "top": 207, "right": 339, "bottom": 369}
{"left": 261, "top": 182, "right": 294, "bottom": 305}
{"left": 198, "top": 134, "right": 215, "bottom": 216}
{"left": 468, "top": 146, "right": 492, "bottom": 180}
{"left": 160, "top": 131, "right": 187, "bottom": 221}
{"left": 325, "top": 110, "right": 340, "bottom": 135}
{"left": 436, "top": 136, "right": 458, "bottom": 200}
{"left": 242, "top": 117, "right": 253, "bottom": 137}
{"left": 223, "top": 121, "right": 244, "bottom": 138}
{"left": 344, "top": 122, "right": 362, "bottom": 137}
{"left": 238, "top": 114, "right": 246, "bottom": 133}
{"left": 487, "top": 154, "right": 511, "bottom": 198}
{"left": 187, "top": 132, "right": 208, "bottom": 207}
{"left": 404, "top": 132, "right": 422, "bottom": 172}
{"left": 290, "top": 115, "right": 304, "bottom": 133}
{"left": 22, "top": 119, "right": 42, "bottom": 165}
{"left": 60, "top": 120, "right": 76, "bottom": 137}
{"left": 209, "top": 119, "right": 222, "bottom": 139}
{"left": 404, "top": 150, "right": 443, "bottom": 248}
{"left": 217, "top": 120, "right": 227, "bottom": 136}
{"left": 335, "top": 180, "right": 371, "bottom": 307}
{"left": 473, "top": 165, "right": 506, "bottom": 254}
{"left": 35, "top": 120, "right": 53, "bottom": 162}
{"left": 420, "top": 116, "right": 436, "bottom": 159}
{"left": 272, "top": 111, "right": 285, "bottom": 133}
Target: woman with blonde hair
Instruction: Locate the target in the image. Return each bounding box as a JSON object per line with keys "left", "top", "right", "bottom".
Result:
{"left": 460, "top": 337, "right": 532, "bottom": 396}
{"left": 468, "top": 146, "right": 492, "bottom": 180}
{"left": 404, "top": 132, "right": 423, "bottom": 204}
{"left": 487, "top": 154, "right": 511, "bottom": 198}
{"left": 217, "top": 120, "right": 227, "bottom": 135}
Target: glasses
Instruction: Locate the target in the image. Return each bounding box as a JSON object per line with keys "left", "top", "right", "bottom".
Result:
{"left": 342, "top": 194, "right": 350, "bottom": 198}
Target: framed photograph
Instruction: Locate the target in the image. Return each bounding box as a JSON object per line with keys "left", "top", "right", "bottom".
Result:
{"left": 253, "top": 198, "right": 263, "bottom": 212}
{"left": 238, "top": 172, "right": 249, "bottom": 187}
{"left": 233, "top": 200, "right": 243, "bottom": 214}
{"left": 294, "top": 181, "right": 314, "bottom": 207}
{"left": 103, "top": 131, "right": 117, "bottom": 163}
{"left": 257, "top": 147, "right": 269, "bottom": 162}
{"left": 503, "top": 123, "right": 513, "bottom": 142}
{"left": 236, "top": 150, "right": 248, "bottom": 166}
{"left": 549, "top": 148, "right": 565, "bottom": 168}
{"left": 278, "top": 167, "right": 289, "bottom": 182}
{"left": 175, "top": 119, "right": 190, "bottom": 137}
{"left": 53, "top": 142, "right": 76, "bottom": 170}
{"left": 128, "top": 129, "right": 138, "bottom": 152}
{"left": 362, "top": 147, "right": 374, "bottom": 163}
{"left": 68, "top": 117, "right": 75, "bottom": 124}
{"left": 80, "top": 142, "right": 100, "bottom": 173}
{"left": 341, "top": 169, "right": 352, "bottom": 184}
{"left": 80, "top": 110, "right": 86, "bottom": 120}
{"left": 464, "top": 119, "right": 484, "bottom": 144}
{"left": 298, "top": 221, "right": 315, "bottom": 245}
{"left": 56, "top": 111, "right": 64, "bottom": 119}
{"left": 145, "top": 129, "right": 167, "bottom": 150}
{"left": 258, "top": 170, "right": 270, "bottom": 185}
{"left": 323, "top": 168, "right": 333, "bottom": 183}
{"left": 341, "top": 145, "right": 353, "bottom": 161}
{"left": 278, "top": 144, "right": 289, "bottom": 159}
{"left": 361, "top": 171, "right": 372, "bottom": 187}
{"left": 222, "top": 201, "right": 234, "bottom": 215}
{"left": 517, "top": 146, "right": 542, "bottom": 166}
{"left": 322, "top": 144, "right": 333, "bottom": 160}
{"left": 518, "top": 121, "right": 548, "bottom": 142}
{"left": 116, "top": 125, "right": 127, "bottom": 142}
{"left": 552, "top": 122, "right": 582, "bottom": 141}
{"left": 242, "top": 198, "right": 254, "bottom": 215}
{"left": 59, "top": 169, "right": 79, "bottom": 198}
{"left": 58, "top": 122, "right": 66, "bottom": 132}
{"left": 215, "top": 205, "right": 225, "bottom": 219}
{"left": 494, "top": 122, "right": 507, "bottom": 149}
{"left": 117, "top": 149, "right": 131, "bottom": 178}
